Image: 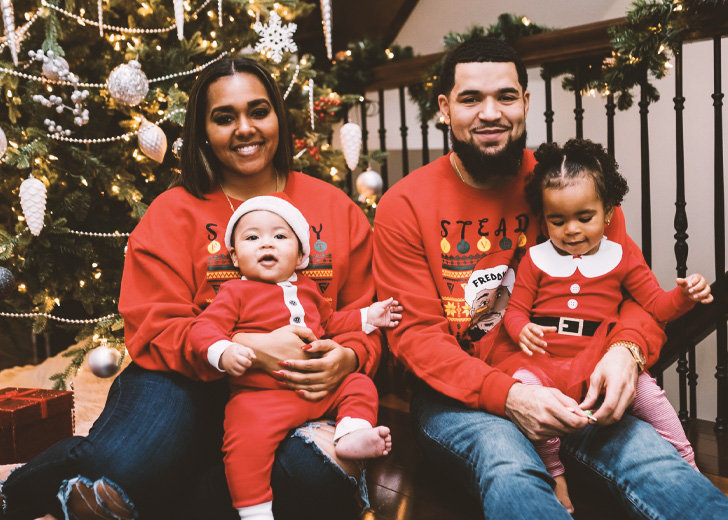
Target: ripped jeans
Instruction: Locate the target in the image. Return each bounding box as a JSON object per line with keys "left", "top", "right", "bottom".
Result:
{"left": 1, "top": 363, "right": 364, "bottom": 520}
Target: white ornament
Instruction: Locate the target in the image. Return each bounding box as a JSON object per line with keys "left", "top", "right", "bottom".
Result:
{"left": 41, "top": 55, "right": 69, "bottom": 81}
{"left": 2, "top": 0, "right": 17, "bottom": 66}
{"left": 138, "top": 118, "right": 167, "bottom": 163}
{"left": 173, "top": 0, "right": 184, "bottom": 40}
{"left": 339, "top": 122, "right": 362, "bottom": 171}
{"left": 19, "top": 175, "right": 47, "bottom": 236}
{"left": 172, "top": 136, "right": 184, "bottom": 158}
{"left": 253, "top": 11, "right": 297, "bottom": 64}
{"left": 320, "top": 0, "right": 332, "bottom": 61}
{"left": 87, "top": 343, "right": 122, "bottom": 378}
{"left": 0, "top": 126, "right": 6, "bottom": 159}
{"left": 356, "top": 169, "right": 383, "bottom": 199}
{"left": 107, "top": 60, "right": 149, "bottom": 106}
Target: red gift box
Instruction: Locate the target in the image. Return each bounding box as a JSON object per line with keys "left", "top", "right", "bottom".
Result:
{"left": 0, "top": 387, "right": 74, "bottom": 464}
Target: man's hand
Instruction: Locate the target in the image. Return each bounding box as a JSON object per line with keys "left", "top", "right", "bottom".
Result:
{"left": 505, "top": 383, "right": 590, "bottom": 441}
{"left": 219, "top": 343, "right": 256, "bottom": 376}
{"left": 367, "top": 297, "right": 404, "bottom": 328}
{"left": 518, "top": 323, "right": 556, "bottom": 356}
{"left": 579, "top": 346, "right": 639, "bottom": 424}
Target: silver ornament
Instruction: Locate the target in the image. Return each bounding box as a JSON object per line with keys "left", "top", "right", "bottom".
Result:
{"left": 2, "top": 0, "right": 17, "bottom": 66}
{"left": 42, "top": 56, "right": 69, "bottom": 81}
{"left": 87, "top": 344, "right": 122, "bottom": 378}
{"left": 173, "top": 0, "right": 184, "bottom": 40}
{"left": 320, "top": 0, "right": 332, "bottom": 60}
{"left": 107, "top": 60, "right": 149, "bottom": 106}
{"left": 356, "top": 168, "right": 383, "bottom": 198}
{"left": 172, "top": 137, "right": 184, "bottom": 158}
{"left": 19, "top": 175, "right": 47, "bottom": 236}
{"left": 138, "top": 118, "right": 167, "bottom": 163}
{"left": 339, "top": 122, "right": 362, "bottom": 171}
{"left": 0, "top": 266, "right": 16, "bottom": 299}
{"left": 0, "top": 126, "right": 7, "bottom": 159}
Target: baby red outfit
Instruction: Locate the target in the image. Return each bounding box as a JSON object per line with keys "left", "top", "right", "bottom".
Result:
{"left": 496, "top": 237, "right": 697, "bottom": 475}
{"left": 190, "top": 274, "right": 379, "bottom": 508}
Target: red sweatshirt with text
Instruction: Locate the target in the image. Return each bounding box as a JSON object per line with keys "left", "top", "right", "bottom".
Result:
{"left": 373, "top": 151, "right": 665, "bottom": 416}
{"left": 119, "top": 171, "right": 381, "bottom": 381}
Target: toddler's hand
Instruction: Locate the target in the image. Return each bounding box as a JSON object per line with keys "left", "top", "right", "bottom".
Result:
{"left": 518, "top": 323, "right": 556, "bottom": 356}
{"left": 677, "top": 274, "right": 714, "bottom": 304}
{"left": 367, "top": 297, "right": 403, "bottom": 328}
{"left": 220, "top": 343, "right": 256, "bottom": 376}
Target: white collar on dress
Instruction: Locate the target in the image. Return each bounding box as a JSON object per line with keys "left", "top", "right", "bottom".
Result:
{"left": 529, "top": 237, "right": 623, "bottom": 278}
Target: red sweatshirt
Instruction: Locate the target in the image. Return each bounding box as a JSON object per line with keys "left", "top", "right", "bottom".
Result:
{"left": 373, "top": 151, "right": 665, "bottom": 416}
{"left": 119, "top": 171, "right": 381, "bottom": 381}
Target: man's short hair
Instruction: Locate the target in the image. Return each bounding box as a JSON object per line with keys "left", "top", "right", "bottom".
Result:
{"left": 438, "top": 37, "right": 528, "bottom": 97}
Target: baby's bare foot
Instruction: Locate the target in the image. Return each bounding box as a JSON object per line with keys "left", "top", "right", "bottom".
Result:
{"left": 554, "top": 474, "right": 574, "bottom": 514}
{"left": 335, "top": 426, "right": 392, "bottom": 460}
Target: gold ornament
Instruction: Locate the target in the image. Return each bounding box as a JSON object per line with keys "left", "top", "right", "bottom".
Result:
{"left": 440, "top": 237, "right": 451, "bottom": 254}
{"left": 477, "top": 236, "right": 491, "bottom": 252}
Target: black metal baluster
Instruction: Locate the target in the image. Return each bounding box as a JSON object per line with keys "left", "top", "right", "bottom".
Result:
{"left": 542, "top": 67, "right": 554, "bottom": 143}
{"left": 378, "top": 89, "right": 389, "bottom": 191}
{"left": 442, "top": 125, "right": 449, "bottom": 154}
{"left": 689, "top": 348, "right": 698, "bottom": 419}
{"left": 712, "top": 36, "right": 727, "bottom": 431}
{"left": 673, "top": 42, "right": 691, "bottom": 422}
{"left": 421, "top": 119, "right": 430, "bottom": 165}
{"left": 574, "top": 66, "right": 584, "bottom": 139}
{"left": 360, "top": 98, "right": 369, "bottom": 155}
{"left": 399, "top": 86, "right": 409, "bottom": 176}
{"left": 605, "top": 93, "right": 616, "bottom": 157}
{"left": 639, "top": 71, "right": 652, "bottom": 267}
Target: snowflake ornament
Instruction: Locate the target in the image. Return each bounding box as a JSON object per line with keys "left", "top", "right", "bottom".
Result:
{"left": 254, "top": 11, "right": 297, "bottom": 64}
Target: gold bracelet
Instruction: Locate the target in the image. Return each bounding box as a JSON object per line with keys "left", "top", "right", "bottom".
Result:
{"left": 608, "top": 341, "right": 646, "bottom": 372}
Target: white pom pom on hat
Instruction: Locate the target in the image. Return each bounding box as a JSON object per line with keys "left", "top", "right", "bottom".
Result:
{"left": 224, "top": 194, "right": 311, "bottom": 269}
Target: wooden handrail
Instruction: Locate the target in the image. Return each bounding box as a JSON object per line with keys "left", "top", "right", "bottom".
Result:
{"left": 652, "top": 274, "right": 728, "bottom": 374}
{"left": 364, "top": 15, "right": 728, "bottom": 92}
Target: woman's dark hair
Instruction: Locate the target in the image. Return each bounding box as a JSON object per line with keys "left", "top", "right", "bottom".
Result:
{"left": 175, "top": 56, "right": 293, "bottom": 198}
{"left": 525, "top": 139, "right": 629, "bottom": 216}
{"left": 438, "top": 37, "right": 528, "bottom": 97}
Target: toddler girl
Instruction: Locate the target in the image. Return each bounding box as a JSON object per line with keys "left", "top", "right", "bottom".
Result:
{"left": 189, "top": 194, "right": 398, "bottom": 520}
{"left": 494, "top": 139, "right": 712, "bottom": 513}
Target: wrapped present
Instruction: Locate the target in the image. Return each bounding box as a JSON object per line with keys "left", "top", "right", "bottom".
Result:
{"left": 0, "top": 387, "right": 74, "bottom": 464}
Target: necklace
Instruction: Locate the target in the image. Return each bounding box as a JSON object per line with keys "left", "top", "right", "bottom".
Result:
{"left": 219, "top": 171, "right": 281, "bottom": 213}
{"left": 450, "top": 154, "right": 469, "bottom": 185}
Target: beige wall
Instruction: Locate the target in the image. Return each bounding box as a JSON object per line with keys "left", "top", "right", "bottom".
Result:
{"left": 338, "top": 0, "right": 728, "bottom": 420}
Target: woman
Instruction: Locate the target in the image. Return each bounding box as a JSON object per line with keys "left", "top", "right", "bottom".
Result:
{"left": 2, "top": 56, "right": 381, "bottom": 520}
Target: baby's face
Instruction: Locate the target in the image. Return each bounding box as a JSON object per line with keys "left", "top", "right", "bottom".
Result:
{"left": 230, "top": 210, "right": 302, "bottom": 284}
{"left": 542, "top": 175, "right": 612, "bottom": 256}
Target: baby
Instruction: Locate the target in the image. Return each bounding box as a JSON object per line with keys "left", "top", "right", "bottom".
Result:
{"left": 494, "top": 139, "right": 712, "bottom": 513}
{"left": 190, "top": 194, "right": 398, "bottom": 520}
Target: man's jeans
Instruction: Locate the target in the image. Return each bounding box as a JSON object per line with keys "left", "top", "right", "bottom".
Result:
{"left": 411, "top": 384, "right": 728, "bottom": 519}
{"left": 2, "top": 363, "right": 360, "bottom": 520}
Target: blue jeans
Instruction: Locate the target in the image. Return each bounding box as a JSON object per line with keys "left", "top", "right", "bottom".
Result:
{"left": 411, "top": 383, "right": 728, "bottom": 520}
{"left": 1, "top": 363, "right": 361, "bottom": 520}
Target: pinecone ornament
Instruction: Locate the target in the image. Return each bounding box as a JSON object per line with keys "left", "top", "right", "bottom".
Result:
{"left": 339, "top": 122, "right": 362, "bottom": 171}
{"left": 0, "top": 126, "right": 7, "bottom": 159}
{"left": 19, "top": 175, "right": 47, "bottom": 236}
{"left": 138, "top": 118, "right": 167, "bottom": 163}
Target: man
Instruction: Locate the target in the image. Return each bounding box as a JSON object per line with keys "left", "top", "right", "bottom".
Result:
{"left": 373, "top": 37, "right": 728, "bottom": 518}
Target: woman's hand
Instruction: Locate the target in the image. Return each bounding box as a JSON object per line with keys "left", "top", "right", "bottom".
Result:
{"left": 232, "top": 325, "right": 316, "bottom": 373}
{"left": 275, "top": 339, "right": 358, "bottom": 401}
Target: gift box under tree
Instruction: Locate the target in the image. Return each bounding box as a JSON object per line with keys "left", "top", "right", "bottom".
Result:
{"left": 0, "top": 387, "right": 74, "bottom": 464}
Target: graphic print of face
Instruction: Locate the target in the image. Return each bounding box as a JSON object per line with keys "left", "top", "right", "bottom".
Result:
{"left": 464, "top": 265, "right": 515, "bottom": 341}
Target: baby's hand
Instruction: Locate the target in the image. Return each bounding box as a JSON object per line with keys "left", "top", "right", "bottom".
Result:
{"left": 677, "top": 274, "right": 714, "bottom": 304}
{"left": 220, "top": 343, "right": 256, "bottom": 376}
{"left": 367, "top": 297, "right": 404, "bottom": 328}
{"left": 518, "top": 322, "right": 556, "bottom": 356}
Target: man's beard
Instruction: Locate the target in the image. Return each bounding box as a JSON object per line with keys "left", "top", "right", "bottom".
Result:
{"left": 451, "top": 128, "right": 527, "bottom": 185}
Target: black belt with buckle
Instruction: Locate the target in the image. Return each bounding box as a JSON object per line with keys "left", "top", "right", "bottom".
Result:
{"left": 532, "top": 316, "right": 601, "bottom": 337}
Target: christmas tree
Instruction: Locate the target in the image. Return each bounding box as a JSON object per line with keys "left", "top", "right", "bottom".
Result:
{"left": 0, "top": 0, "right": 355, "bottom": 385}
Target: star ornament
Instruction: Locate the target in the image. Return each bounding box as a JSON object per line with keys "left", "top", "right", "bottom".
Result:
{"left": 253, "top": 11, "right": 298, "bottom": 64}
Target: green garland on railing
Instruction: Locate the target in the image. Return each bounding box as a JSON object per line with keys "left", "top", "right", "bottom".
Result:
{"left": 329, "top": 39, "right": 414, "bottom": 94}
{"left": 572, "top": 0, "right": 728, "bottom": 109}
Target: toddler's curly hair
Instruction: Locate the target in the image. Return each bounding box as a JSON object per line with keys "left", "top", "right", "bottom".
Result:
{"left": 525, "top": 139, "right": 628, "bottom": 216}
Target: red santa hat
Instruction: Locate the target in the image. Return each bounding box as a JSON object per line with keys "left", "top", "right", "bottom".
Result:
{"left": 224, "top": 194, "right": 311, "bottom": 269}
